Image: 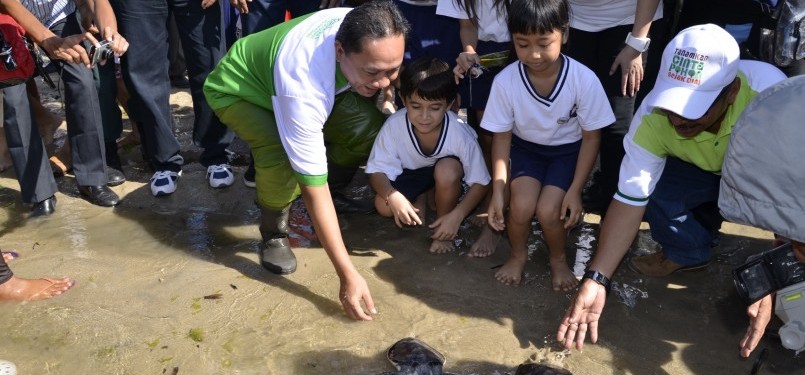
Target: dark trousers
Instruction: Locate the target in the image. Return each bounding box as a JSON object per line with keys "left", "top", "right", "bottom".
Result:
{"left": 50, "top": 14, "right": 108, "bottom": 186}
{"left": 0, "top": 256, "right": 11, "bottom": 285}
{"left": 565, "top": 25, "right": 638, "bottom": 214}
{"left": 110, "top": 0, "right": 231, "bottom": 170}
{"left": 239, "top": 0, "right": 320, "bottom": 35}
{"left": 3, "top": 13, "right": 107, "bottom": 204}
{"left": 2, "top": 84, "right": 57, "bottom": 203}
{"left": 94, "top": 60, "right": 122, "bottom": 143}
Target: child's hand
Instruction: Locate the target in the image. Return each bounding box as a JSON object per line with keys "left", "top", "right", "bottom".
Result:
{"left": 487, "top": 194, "right": 506, "bottom": 231}
{"left": 429, "top": 211, "right": 463, "bottom": 241}
{"left": 453, "top": 52, "right": 480, "bottom": 83}
{"left": 388, "top": 192, "right": 422, "bottom": 228}
{"left": 560, "top": 192, "right": 582, "bottom": 229}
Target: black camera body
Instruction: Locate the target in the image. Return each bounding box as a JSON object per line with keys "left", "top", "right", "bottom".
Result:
{"left": 89, "top": 40, "right": 113, "bottom": 67}
{"left": 733, "top": 242, "right": 805, "bottom": 304}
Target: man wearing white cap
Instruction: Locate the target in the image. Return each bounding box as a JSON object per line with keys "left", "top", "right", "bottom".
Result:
{"left": 556, "top": 23, "right": 786, "bottom": 350}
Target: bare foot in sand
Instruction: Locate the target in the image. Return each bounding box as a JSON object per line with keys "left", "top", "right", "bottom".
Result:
{"left": 495, "top": 255, "right": 527, "bottom": 286}
{"left": 549, "top": 258, "right": 578, "bottom": 292}
{"left": 468, "top": 226, "right": 499, "bottom": 258}
{"left": 0, "top": 276, "right": 74, "bottom": 302}
{"left": 429, "top": 239, "right": 455, "bottom": 254}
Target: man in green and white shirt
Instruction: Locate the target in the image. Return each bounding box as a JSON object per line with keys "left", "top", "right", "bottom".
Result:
{"left": 204, "top": 1, "right": 408, "bottom": 321}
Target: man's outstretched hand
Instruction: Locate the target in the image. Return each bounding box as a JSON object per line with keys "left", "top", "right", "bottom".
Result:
{"left": 557, "top": 280, "right": 607, "bottom": 350}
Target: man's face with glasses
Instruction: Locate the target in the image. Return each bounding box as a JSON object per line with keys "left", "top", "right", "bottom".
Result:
{"left": 661, "top": 78, "right": 739, "bottom": 138}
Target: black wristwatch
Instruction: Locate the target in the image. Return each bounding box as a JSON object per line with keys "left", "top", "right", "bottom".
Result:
{"left": 582, "top": 270, "right": 611, "bottom": 294}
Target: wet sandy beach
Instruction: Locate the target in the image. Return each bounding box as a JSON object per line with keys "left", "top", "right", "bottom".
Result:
{"left": 0, "top": 84, "right": 803, "bottom": 374}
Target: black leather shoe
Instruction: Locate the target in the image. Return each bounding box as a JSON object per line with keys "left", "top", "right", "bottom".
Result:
{"left": 107, "top": 167, "right": 126, "bottom": 187}
{"left": 105, "top": 141, "right": 126, "bottom": 187}
{"left": 30, "top": 196, "right": 57, "bottom": 217}
{"left": 170, "top": 75, "right": 190, "bottom": 88}
{"left": 78, "top": 185, "right": 120, "bottom": 207}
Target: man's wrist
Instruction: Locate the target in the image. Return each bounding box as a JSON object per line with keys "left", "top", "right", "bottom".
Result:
{"left": 582, "top": 270, "right": 611, "bottom": 294}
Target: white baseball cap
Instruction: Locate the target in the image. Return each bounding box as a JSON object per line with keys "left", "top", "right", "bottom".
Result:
{"left": 646, "top": 24, "right": 739, "bottom": 119}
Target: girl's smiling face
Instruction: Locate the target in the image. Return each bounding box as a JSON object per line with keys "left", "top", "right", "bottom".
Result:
{"left": 512, "top": 29, "right": 564, "bottom": 75}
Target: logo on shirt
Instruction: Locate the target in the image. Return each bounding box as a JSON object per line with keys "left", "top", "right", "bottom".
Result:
{"left": 666, "top": 49, "right": 708, "bottom": 86}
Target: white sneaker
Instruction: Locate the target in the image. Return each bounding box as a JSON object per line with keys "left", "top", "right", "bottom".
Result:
{"left": 207, "top": 164, "right": 234, "bottom": 188}
{"left": 150, "top": 170, "right": 180, "bottom": 196}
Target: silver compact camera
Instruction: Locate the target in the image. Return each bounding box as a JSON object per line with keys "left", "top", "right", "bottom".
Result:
{"left": 88, "top": 40, "right": 114, "bottom": 67}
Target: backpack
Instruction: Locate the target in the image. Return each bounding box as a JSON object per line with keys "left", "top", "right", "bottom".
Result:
{"left": 0, "top": 13, "right": 35, "bottom": 89}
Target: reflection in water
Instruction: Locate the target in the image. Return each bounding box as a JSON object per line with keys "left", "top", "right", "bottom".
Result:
{"left": 572, "top": 224, "right": 595, "bottom": 277}
{"left": 62, "top": 205, "right": 90, "bottom": 258}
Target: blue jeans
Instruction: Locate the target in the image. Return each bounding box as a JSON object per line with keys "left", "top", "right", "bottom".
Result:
{"left": 645, "top": 157, "right": 722, "bottom": 266}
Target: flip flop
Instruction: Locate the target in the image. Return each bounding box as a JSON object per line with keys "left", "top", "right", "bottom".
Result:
{"left": 26, "top": 278, "right": 75, "bottom": 302}
{"left": 1, "top": 251, "right": 19, "bottom": 261}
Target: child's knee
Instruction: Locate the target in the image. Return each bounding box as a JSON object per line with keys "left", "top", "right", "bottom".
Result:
{"left": 434, "top": 158, "right": 463, "bottom": 183}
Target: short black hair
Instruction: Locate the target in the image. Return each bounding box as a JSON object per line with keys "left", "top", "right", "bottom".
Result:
{"left": 336, "top": 0, "right": 410, "bottom": 55}
{"left": 507, "top": 0, "right": 570, "bottom": 36}
{"left": 399, "top": 57, "right": 458, "bottom": 103}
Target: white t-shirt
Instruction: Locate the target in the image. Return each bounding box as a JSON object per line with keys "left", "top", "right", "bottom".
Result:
{"left": 271, "top": 8, "right": 352, "bottom": 178}
{"left": 481, "top": 54, "right": 615, "bottom": 145}
{"left": 568, "top": 0, "right": 663, "bottom": 32}
{"left": 436, "top": 0, "right": 510, "bottom": 43}
{"left": 365, "top": 109, "right": 491, "bottom": 186}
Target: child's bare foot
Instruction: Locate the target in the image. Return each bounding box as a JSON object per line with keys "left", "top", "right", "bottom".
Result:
{"left": 429, "top": 239, "right": 455, "bottom": 254}
{"left": 0, "top": 276, "right": 74, "bottom": 302}
{"left": 468, "top": 226, "right": 499, "bottom": 258}
{"left": 549, "top": 259, "right": 578, "bottom": 292}
{"left": 495, "top": 255, "right": 527, "bottom": 286}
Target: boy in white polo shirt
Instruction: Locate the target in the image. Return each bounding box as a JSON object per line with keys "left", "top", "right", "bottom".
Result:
{"left": 366, "top": 57, "right": 491, "bottom": 254}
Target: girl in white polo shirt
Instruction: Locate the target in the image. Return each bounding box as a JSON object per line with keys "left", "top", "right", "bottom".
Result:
{"left": 482, "top": 0, "right": 614, "bottom": 289}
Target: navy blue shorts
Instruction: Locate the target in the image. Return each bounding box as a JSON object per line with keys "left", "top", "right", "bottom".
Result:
{"left": 509, "top": 136, "right": 581, "bottom": 191}
{"left": 391, "top": 166, "right": 436, "bottom": 202}
{"left": 389, "top": 156, "right": 461, "bottom": 201}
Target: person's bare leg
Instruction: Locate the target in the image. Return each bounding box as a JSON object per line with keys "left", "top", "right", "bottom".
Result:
{"left": 0, "top": 276, "right": 74, "bottom": 301}
{"left": 495, "top": 177, "right": 539, "bottom": 286}
{"left": 49, "top": 142, "right": 72, "bottom": 175}
{"left": 429, "top": 159, "right": 462, "bottom": 254}
{"left": 538, "top": 186, "right": 578, "bottom": 292}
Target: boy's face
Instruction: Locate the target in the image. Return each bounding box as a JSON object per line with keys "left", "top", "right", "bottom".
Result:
{"left": 512, "top": 29, "right": 563, "bottom": 75}
{"left": 402, "top": 92, "right": 451, "bottom": 135}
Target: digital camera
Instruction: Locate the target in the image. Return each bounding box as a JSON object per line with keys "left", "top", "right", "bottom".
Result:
{"left": 733, "top": 242, "right": 805, "bottom": 304}
{"left": 88, "top": 40, "right": 113, "bottom": 67}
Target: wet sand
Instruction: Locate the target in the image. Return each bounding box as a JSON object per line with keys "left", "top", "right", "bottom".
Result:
{"left": 0, "top": 83, "right": 803, "bottom": 374}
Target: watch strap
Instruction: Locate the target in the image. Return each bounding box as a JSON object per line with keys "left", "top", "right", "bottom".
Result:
{"left": 625, "top": 32, "right": 650, "bottom": 53}
{"left": 582, "top": 270, "right": 611, "bottom": 294}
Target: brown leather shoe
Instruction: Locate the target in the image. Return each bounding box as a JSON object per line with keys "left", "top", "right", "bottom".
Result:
{"left": 627, "top": 252, "right": 709, "bottom": 277}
